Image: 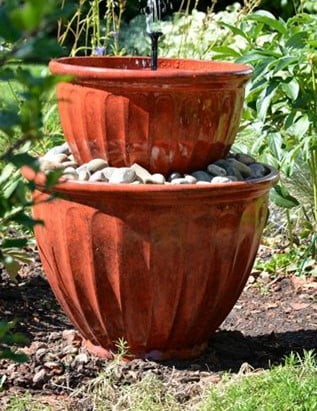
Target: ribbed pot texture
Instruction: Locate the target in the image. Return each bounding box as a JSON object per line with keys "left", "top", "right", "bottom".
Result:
{"left": 29, "top": 167, "right": 278, "bottom": 360}
{"left": 49, "top": 57, "right": 252, "bottom": 174}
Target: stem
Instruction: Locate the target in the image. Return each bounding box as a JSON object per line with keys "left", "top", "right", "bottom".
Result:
{"left": 286, "top": 209, "right": 294, "bottom": 248}
{"left": 310, "top": 61, "right": 317, "bottom": 228}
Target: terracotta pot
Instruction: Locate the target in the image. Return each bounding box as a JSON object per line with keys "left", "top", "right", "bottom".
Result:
{"left": 24, "top": 166, "right": 278, "bottom": 360}
{"left": 49, "top": 57, "right": 252, "bottom": 174}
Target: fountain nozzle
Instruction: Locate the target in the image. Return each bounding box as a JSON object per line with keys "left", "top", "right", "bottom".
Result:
{"left": 147, "top": 31, "right": 163, "bottom": 71}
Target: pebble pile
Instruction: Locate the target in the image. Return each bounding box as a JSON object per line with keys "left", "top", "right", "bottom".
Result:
{"left": 39, "top": 143, "right": 270, "bottom": 184}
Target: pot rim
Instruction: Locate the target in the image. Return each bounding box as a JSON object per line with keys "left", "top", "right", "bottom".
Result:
{"left": 49, "top": 56, "right": 253, "bottom": 82}
{"left": 22, "top": 165, "right": 279, "bottom": 196}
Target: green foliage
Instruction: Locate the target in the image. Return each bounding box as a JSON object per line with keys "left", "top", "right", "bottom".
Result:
{"left": 0, "top": 1, "right": 68, "bottom": 281}
{"left": 202, "top": 351, "right": 317, "bottom": 411}
{"left": 0, "top": 0, "right": 69, "bottom": 363}
{"left": 0, "top": 321, "right": 29, "bottom": 366}
{"left": 212, "top": 10, "right": 317, "bottom": 258}
{"left": 255, "top": 246, "right": 317, "bottom": 276}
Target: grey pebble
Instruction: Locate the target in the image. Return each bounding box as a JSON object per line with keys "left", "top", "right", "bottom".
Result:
{"left": 44, "top": 142, "right": 70, "bottom": 157}
{"left": 32, "top": 369, "right": 47, "bottom": 384}
{"left": 227, "top": 176, "right": 239, "bottom": 181}
{"left": 214, "top": 159, "right": 244, "bottom": 180}
{"left": 249, "top": 163, "right": 267, "bottom": 179}
{"left": 235, "top": 153, "right": 256, "bottom": 165}
{"left": 214, "top": 159, "right": 229, "bottom": 169}
{"left": 168, "top": 172, "right": 182, "bottom": 181}
{"left": 226, "top": 166, "right": 244, "bottom": 181}
{"left": 109, "top": 168, "right": 137, "bottom": 184}
{"left": 207, "top": 164, "right": 227, "bottom": 176}
{"left": 196, "top": 181, "right": 211, "bottom": 185}
{"left": 227, "top": 158, "right": 252, "bottom": 178}
{"left": 191, "top": 171, "right": 212, "bottom": 182}
{"left": 86, "top": 158, "right": 108, "bottom": 173}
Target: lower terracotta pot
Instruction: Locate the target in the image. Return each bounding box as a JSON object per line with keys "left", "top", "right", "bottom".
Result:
{"left": 26, "top": 167, "right": 278, "bottom": 360}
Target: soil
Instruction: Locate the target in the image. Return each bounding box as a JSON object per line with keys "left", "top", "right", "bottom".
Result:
{"left": 0, "top": 246, "right": 316, "bottom": 409}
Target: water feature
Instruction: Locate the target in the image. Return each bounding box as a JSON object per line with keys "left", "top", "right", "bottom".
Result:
{"left": 30, "top": 10, "right": 279, "bottom": 360}
{"left": 145, "top": 0, "right": 169, "bottom": 70}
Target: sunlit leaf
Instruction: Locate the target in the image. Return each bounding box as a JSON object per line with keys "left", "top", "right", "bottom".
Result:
{"left": 270, "top": 185, "right": 300, "bottom": 209}
{"left": 248, "top": 11, "right": 287, "bottom": 35}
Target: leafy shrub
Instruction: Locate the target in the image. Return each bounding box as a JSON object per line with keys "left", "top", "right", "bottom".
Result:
{"left": 208, "top": 10, "right": 317, "bottom": 259}
{"left": 0, "top": 0, "right": 68, "bottom": 362}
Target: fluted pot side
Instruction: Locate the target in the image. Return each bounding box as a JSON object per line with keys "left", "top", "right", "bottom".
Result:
{"left": 56, "top": 82, "right": 244, "bottom": 174}
{"left": 33, "top": 187, "right": 268, "bottom": 359}
{"left": 50, "top": 57, "right": 252, "bottom": 174}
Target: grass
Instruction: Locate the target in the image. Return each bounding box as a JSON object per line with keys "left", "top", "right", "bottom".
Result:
{"left": 202, "top": 351, "right": 317, "bottom": 411}
{"left": 6, "top": 351, "right": 315, "bottom": 411}
{"left": 3, "top": 394, "right": 53, "bottom": 411}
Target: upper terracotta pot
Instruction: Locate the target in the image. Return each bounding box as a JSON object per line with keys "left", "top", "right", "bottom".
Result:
{"left": 49, "top": 57, "right": 252, "bottom": 174}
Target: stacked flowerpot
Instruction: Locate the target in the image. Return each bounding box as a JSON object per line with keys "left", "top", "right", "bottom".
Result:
{"left": 25, "top": 57, "right": 278, "bottom": 360}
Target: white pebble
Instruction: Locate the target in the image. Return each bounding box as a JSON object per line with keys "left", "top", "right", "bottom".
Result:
{"left": 211, "top": 176, "right": 231, "bottom": 184}
{"left": 109, "top": 168, "right": 137, "bottom": 184}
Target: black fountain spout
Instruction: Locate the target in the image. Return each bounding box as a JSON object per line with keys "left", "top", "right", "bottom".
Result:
{"left": 147, "top": 31, "right": 163, "bottom": 71}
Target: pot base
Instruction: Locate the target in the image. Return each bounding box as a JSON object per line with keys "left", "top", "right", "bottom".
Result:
{"left": 84, "top": 339, "right": 207, "bottom": 361}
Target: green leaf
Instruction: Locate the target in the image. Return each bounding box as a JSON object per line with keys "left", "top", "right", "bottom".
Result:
{"left": 0, "top": 110, "right": 20, "bottom": 130}
{"left": 3, "top": 255, "right": 20, "bottom": 278}
{"left": 273, "top": 56, "right": 298, "bottom": 74}
{"left": 268, "top": 132, "right": 283, "bottom": 161}
{"left": 0, "top": 163, "right": 15, "bottom": 185}
{"left": 0, "top": 7, "right": 21, "bottom": 42}
{"left": 12, "top": 213, "right": 43, "bottom": 228}
{"left": 3, "top": 177, "right": 19, "bottom": 199}
{"left": 8, "top": 153, "right": 39, "bottom": 170}
{"left": 14, "top": 36, "right": 65, "bottom": 61}
{"left": 45, "top": 169, "right": 63, "bottom": 188}
{"left": 252, "top": 58, "right": 276, "bottom": 81}
{"left": 256, "top": 82, "right": 278, "bottom": 121}
{"left": 282, "top": 78, "right": 300, "bottom": 101}
{"left": 1, "top": 238, "right": 28, "bottom": 248}
{"left": 270, "top": 185, "right": 299, "bottom": 209}
{"left": 284, "top": 111, "right": 301, "bottom": 129}
{"left": 211, "top": 46, "right": 241, "bottom": 58}
{"left": 286, "top": 32, "right": 308, "bottom": 49}
{"left": 220, "top": 22, "right": 250, "bottom": 42}
{"left": 0, "top": 349, "right": 28, "bottom": 363}
{"left": 289, "top": 115, "right": 310, "bottom": 138}
{"left": 248, "top": 11, "right": 287, "bottom": 35}
{"left": 237, "top": 50, "right": 282, "bottom": 65}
